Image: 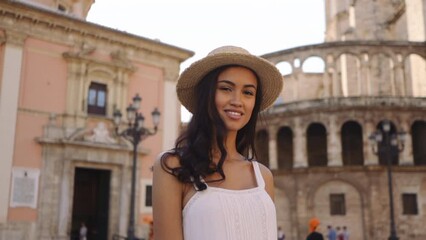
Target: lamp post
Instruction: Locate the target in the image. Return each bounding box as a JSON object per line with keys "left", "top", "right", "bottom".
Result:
{"left": 369, "top": 120, "right": 405, "bottom": 240}
{"left": 113, "top": 94, "right": 160, "bottom": 240}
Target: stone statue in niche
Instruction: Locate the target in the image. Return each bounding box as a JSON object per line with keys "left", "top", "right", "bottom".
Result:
{"left": 85, "top": 122, "right": 116, "bottom": 144}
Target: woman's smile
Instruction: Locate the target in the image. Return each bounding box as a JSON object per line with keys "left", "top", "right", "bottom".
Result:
{"left": 224, "top": 109, "right": 243, "bottom": 120}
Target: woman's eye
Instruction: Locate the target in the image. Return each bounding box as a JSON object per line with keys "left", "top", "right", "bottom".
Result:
{"left": 219, "top": 86, "right": 232, "bottom": 92}
{"left": 244, "top": 90, "right": 255, "bottom": 96}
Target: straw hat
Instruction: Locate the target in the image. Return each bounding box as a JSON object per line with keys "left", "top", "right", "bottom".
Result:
{"left": 176, "top": 46, "right": 283, "bottom": 113}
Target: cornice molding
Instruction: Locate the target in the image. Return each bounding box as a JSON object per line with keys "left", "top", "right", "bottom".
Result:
{"left": 263, "top": 97, "right": 426, "bottom": 118}
{"left": 0, "top": 2, "right": 193, "bottom": 62}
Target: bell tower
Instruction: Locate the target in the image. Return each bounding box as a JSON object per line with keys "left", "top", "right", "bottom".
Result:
{"left": 16, "top": 0, "right": 95, "bottom": 19}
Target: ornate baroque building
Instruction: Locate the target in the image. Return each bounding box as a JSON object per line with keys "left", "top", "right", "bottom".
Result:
{"left": 256, "top": 0, "right": 426, "bottom": 240}
{"left": 0, "top": 0, "right": 192, "bottom": 239}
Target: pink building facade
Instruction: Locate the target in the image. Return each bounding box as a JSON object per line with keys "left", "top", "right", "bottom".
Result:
{"left": 0, "top": 1, "right": 193, "bottom": 239}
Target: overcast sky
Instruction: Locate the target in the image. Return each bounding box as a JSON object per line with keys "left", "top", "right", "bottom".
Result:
{"left": 87, "top": 0, "right": 326, "bottom": 121}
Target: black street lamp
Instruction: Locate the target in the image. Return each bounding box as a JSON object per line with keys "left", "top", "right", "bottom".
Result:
{"left": 369, "top": 120, "right": 405, "bottom": 240}
{"left": 113, "top": 93, "right": 160, "bottom": 240}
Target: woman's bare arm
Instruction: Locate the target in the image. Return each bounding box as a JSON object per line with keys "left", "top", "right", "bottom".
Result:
{"left": 152, "top": 155, "right": 184, "bottom": 240}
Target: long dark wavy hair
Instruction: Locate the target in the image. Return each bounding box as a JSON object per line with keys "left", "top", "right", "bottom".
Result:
{"left": 161, "top": 65, "right": 263, "bottom": 191}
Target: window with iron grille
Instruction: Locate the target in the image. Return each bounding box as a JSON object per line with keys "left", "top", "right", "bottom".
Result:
{"left": 87, "top": 82, "right": 107, "bottom": 115}
{"left": 402, "top": 193, "right": 418, "bottom": 215}
{"left": 330, "top": 194, "right": 346, "bottom": 215}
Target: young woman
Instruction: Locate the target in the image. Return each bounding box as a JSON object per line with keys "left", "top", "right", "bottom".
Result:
{"left": 153, "top": 46, "right": 283, "bottom": 240}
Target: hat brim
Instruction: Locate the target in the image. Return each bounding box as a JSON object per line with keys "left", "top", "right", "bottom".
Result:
{"left": 177, "top": 52, "right": 283, "bottom": 114}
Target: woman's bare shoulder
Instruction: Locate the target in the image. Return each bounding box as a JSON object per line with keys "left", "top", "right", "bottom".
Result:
{"left": 255, "top": 161, "right": 273, "bottom": 181}
{"left": 153, "top": 151, "right": 181, "bottom": 171}
{"left": 152, "top": 152, "right": 183, "bottom": 192}
{"left": 254, "top": 161, "right": 275, "bottom": 200}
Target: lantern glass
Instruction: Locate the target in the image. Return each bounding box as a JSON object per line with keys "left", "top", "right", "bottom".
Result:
{"left": 126, "top": 104, "right": 136, "bottom": 123}
{"left": 375, "top": 132, "right": 383, "bottom": 142}
{"left": 132, "top": 94, "right": 142, "bottom": 110}
{"left": 382, "top": 120, "right": 391, "bottom": 132}
{"left": 113, "top": 109, "right": 122, "bottom": 126}
{"left": 152, "top": 108, "right": 161, "bottom": 127}
{"left": 137, "top": 113, "right": 145, "bottom": 129}
{"left": 398, "top": 132, "right": 406, "bottom": 142}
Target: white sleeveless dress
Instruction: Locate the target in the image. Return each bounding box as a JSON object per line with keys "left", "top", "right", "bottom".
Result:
{"left": 182, "top": 161, "right": 277, "bottom": 240}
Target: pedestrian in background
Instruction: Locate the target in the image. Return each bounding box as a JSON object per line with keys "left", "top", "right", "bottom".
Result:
{"left": 153, "top": 46, "right": 283, "bottom": 240}
{"left": 278, "top": 226, "right": 286, "bottom": 240}
{"left": 79, "top": 222, "right": 87, "bottom": 240}
{"left": 327, "top": 225, "right": 337, "bottom": 240}
{"left": 306, "top": 218, "right": 324, "bottom": 240}
{"left": 336, "top": 226, "right": 344, "bottom": 240}
{"left": 342, "top": 226, "right": 349, "bottom": 240}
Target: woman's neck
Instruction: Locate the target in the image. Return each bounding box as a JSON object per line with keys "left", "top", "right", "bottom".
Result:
{"left": 212, "top": 131, "right": 244, "bottom": 162}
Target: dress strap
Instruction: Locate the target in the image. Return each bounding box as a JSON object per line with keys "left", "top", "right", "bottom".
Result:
{"left": 252, "top": 161, "right": 265, "bottom": 188}
{"left": 190, "top": 176, "right": 207, "bottom": 191}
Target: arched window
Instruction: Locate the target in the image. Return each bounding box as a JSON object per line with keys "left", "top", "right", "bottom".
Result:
{"left": 87, "top": 82, "right": 107, "bottom": 116}
{"left": 307, "top": 123, "right": 327, "bottom": 167}
{"left": 277, "top": 127, "right": 293, "bottom": 170}
{"left": 255, "top": 130, "right": 269, "bottom": 167}
{"left": 412, "top": 120, "right": 426, "bottom": 165}
{"left": 341, "top": 121, "right": 364, "bottom": 165}
{"left": 377, "top": 121, "right": 398, "bottom": 165}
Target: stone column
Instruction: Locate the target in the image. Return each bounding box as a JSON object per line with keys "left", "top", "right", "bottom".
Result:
{"left": 268, "top": 125, "right": 278, "bottom": 170}
{"left": 328, "top": 58, "right": 342, "bottom": 97}
{"left": 360, "top": 54, "right": 370, "bottom": 95}
{"left": 364, "top": 120, "right": 378, "bottom": 165}
{"left": 293, "top": 118, "right": 308, "bottom": 168}
{"left": 293, "top": 67, "right": 302, "bottom": 100}
{"left": 328, "top": 116, "right": 342, "bottom": 166}
{"left": 0, "top": 31, "right": 26, "bottom": 222}
{"left": 322, "top": 64, "right": 331, "bottom": 98}
{"left": 399, "top": 119, "right": 413, "bottom": 165}
{"left": 393, "top": 61, "right": 406, "bottom": 96}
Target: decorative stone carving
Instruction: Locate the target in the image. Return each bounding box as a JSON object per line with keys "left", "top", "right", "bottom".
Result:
{"left": 110, "top": 49, "right": 134, "bottom": 70}
{"left": 85, "top": 122, "right": 117, "bottom": 144}
{"left": 5, "top": 30, "right": 27, "bottom": 47}
{"left": 63, "top": 41, "right": 96, "bottom": 58}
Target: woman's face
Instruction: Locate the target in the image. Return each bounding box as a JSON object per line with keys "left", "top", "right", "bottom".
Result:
{"left": 215, "top": 66, "right": 258, "bottom": 133}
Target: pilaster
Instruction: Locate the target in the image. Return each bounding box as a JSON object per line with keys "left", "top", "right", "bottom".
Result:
{"left": 162, "top": 65, "right": 181, "bottom": 151}
{"left": 0, "top": 30, "right": 26, "bottom": 223}
{"left": 268, "top": 125, "right": 278, "bottom": 170}
{"left": 328, "top": 116, "right": 342, "bottom": 166}
{"left": 393, "top": 60, "right": 406, "bottom": 96}
{"left": 364, "top": 120, "right": 378, "bottom": 165}
{"left": 360, "top": 54, "right": 371, "bottom": 95}
{"left": 399, "top": 119, "right": 414, "bottom": 165}
{"left": 293, "top": 118, "right": 307, "bottom": 168}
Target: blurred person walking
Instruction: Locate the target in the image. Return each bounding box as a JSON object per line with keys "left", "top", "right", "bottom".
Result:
{"left": 306, "top": 218, "right": 324, "bottom": 240}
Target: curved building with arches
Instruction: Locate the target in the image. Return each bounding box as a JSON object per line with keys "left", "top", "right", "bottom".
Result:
{"left": 257, "top": 1, "right": 426, "bottom": 240}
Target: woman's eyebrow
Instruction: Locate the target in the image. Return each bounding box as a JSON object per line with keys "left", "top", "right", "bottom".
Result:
{"left": 244, "top": 84, "right": 257, "bottom": 90}
{"left": 217, "top": 80, "right": 235, "bottom": 86}
{"left": 217, "top": 80, "right": 257, "bottom": 89}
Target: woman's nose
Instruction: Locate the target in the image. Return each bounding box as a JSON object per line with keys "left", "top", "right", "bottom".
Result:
{"left": 230, "top": 92, "right": 243, "bottom": 107}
